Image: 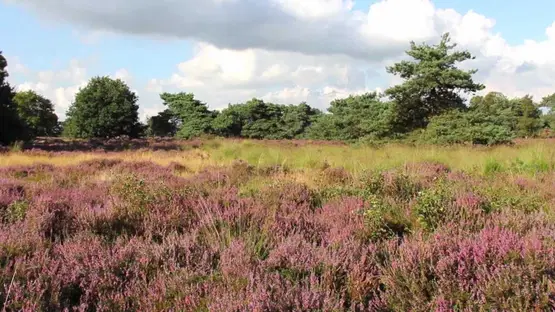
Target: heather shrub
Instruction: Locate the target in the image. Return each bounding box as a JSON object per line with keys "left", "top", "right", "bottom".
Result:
{"left": 167, "top": 161, "right": 191, "bottom": 174}
{"left": 319, "top": 166, "right": 352, "bottom": 185}
{"left": 0, "top": 180, "right": 26, "bottom": 222}
{"left": 26, "top": 191, "right": 81, "bottom": 243}
{"left": 110, "top": 174, "right": 153, "bottom": 218}
{"left": 380, "top": 225, "right": 555, "bottom": 311}
{"left": 1, "top": 141, "right": 555, "bottom": 311}
{"left": 381, "top": 171, "right": 422, "bottom": 201}
{"left": 220, "top": 238, "right": 256, "bottom": 280}
{"left": 207, "top": 272, "right": 347, "bottom": 312}
{"left": 256, "top": 164, "right": 290, "bottom": 176}
{"left": 403, "top": 161, "right": 450, "bottom": 187}
{"left": 358, "top": 169, "right": 386, "bottom": 194}
{"left": 481, "top": 183, "right": 545, "bottom": 213}
{"left": 76, "top": 158, "right": 124, "bottom": 173}
{"left": 319, "top": 239, "right": 384, "bottom": 308}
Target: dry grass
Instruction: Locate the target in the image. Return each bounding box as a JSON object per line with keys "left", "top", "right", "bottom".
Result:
{"left": 2, "top": 138, "right": 555, "bottom": 176}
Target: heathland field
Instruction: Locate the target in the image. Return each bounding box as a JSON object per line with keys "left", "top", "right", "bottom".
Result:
{"left": 1, "top": 138, "right": 555, "bottom": 311}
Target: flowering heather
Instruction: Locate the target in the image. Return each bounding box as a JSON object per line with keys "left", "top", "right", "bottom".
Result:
{"left": 1, "top": 140, "right": 555, "bottom": 311}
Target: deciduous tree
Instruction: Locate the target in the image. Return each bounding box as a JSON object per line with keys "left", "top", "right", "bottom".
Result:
{"left": 63, "top": 76, "right": 142, "bottom": 138}
{"left": 0, "top": 52, "right": 29, "bottom": 145}
{"left": 14, "top": 90, "right": 59, "bottom": 137}
{"left": 161, "top": 92, "right": 216, "bottom": 139}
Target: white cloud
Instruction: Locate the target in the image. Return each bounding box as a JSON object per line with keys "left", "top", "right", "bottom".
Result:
{"left": 113, "top": 68, "right": 133, "bottom": 85}
{"left": 8, "top": 0, "right": 406, "bottom": 60}
{"left": 274, "top": 0, "right": 354, "bottom": 20}
{"left": 262, "top": 86, "right": 311, "bottom": 104}
{"left": 5, "top": 0, "right": 555, "bottom": 119}
{"left": 11, "top": 59, "right": 90, "bottom": 119}
{"left": 8, "top": 59, "right": 144, "bottom": 120}
{"left": 362, "top": 0, "right": 437, "bottom": 42}
{"left": 5, "top": 56, "right": 29, "bottom": 75}
{"left": 546, "top": 22, "right": 555, "bottom": 40}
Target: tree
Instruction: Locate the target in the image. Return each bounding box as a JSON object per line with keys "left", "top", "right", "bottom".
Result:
{"left": 511, "top": 95, "right": 541, "bottom": 137}
{"left": 13, "top": 90, "right": 59, "bottom": 137}
{"left": 211, "top": 103, "right": 246, "bottom": 137}
{"left": 63, "top": 76, "right": 143, "bottom": 139}
{"left": 146, "top": 109, "right": 179, "bottom": 137}
{"left": 161, "top": 92, "right": 216, "bottom": 139}
{"left": 540, "top": 93, "right": 555, "bottom": 110}
{"left": 239, "top": 99, "right": 283, "bottom": 139}
{"left": 539, "top": 93, "right": 555, "bottom": 130}
{"left": 385, "top": 33, "right": 485, "bottom": 131}
{"left": 278, "top": 102, "right": 322, "bottom": 139}
{"left": 212, "top": 99, "right": 322, "bottom": 139}
{"left": 424, "top": 110, "right": 514, "bottom": 145}
{"left": 305, "top": 93, "right": 395, "bottom": 140}
{"left": 0, "top": 52, "right": 29, "bottom": 145}
{"left": 470, "top": 92, "right": 542, "bottom": 137}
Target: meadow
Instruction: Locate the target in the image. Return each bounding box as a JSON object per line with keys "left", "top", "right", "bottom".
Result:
{"left": 1, "top": 138, "right": 555, "bottom": 311}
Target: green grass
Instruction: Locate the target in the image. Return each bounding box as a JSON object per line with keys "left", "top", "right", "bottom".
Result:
{"left": 203, "top": 139, "right": 555, "bottom": 176}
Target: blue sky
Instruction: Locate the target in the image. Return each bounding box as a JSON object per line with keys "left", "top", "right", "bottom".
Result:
{"left": 2, "top": 0, "right": 555, "bottom": 119}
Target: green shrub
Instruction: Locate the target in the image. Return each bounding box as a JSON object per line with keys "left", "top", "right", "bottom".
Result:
{"left": 363, "top": 195, "right": 411, "bottom": 241}
{"left": 423, "top": 110, "right": 514, "bottom": 145}
{"left": 7, "top": 200, "right": 28, "bottom": 223}
{"left": 111, "top": 174, "right": 153, "bottom": 217}
{"left": 414, "top": 186, "right": 451, "bottom": 231}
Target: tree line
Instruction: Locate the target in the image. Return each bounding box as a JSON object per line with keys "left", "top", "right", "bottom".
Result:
{"left": 2, "top": 33, "right": 555, "bottom": 146}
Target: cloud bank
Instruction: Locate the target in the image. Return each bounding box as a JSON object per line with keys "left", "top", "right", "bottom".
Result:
{"left": 6, "top": 0, "right": 555, "bottom": 118}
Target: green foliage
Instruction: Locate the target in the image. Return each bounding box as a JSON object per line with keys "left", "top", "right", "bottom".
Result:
{"left": 212, "top": 99, "right": 321, "bottom": 139}
{"left": 2, "top": 200, "right": 28, "bottom": 223}
{"left": 539, "top": 93, "right": 555, "bottom": 130}
{"left": 63, "top": 76, "right": 143, "bottom": 138}
{"left": 236, "top": 99, "right": 281, "bottom": 139}
{"left": 161, "top": 92, "right": 216, "bottom": 139}
{"left": 306, "top": 93, "right": 395, "bottom": 140}
{"left": 423, "top": 109, "right": 514, "bottom": 145}
{"left": 470, "top": 92, "right": 541, "bottom": 137}
{"left": 13, "top": 90, "right": 59, "bottom": 137}
{"left": 483, "top": 158, "right": 504, "bottom": 175}
{"left": 212, "top": 104, "right": 245, "bottom": 137}
{"left": 363, "top": 195, "right": 411, "bottom": 241}
{"left": 414, "top": 186, "right": 451, "bottom": 231}
{"left": 0, "top": 52, "right": 30, "bottom": 145}
{"left": 540, "top": 93, "right": 555, "bottom": 109}
{"left": 146, "top": 109, "right": 179, "bottom": 137}
{"left": 385, "top": 33, "right": 485, "bottom": 131}
{"left": 111, "top": 174, "right": 153, "bottom": 217}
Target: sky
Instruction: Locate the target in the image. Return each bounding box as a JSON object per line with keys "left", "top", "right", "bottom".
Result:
{"left": 2, "top": 0, "right": 555, "bottom": 121}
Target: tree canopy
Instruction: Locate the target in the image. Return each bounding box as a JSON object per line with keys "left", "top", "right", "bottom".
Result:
{"left": 385, "top": 33, "right": 485, "bottom": 131}
{"left": 0, "top": 52, "right": 29, "bottom": 145}
{"left": 211, "top": 99, "right": 321, "bottom": 139}
{"left": 305, "top": 93, "right": 395, "bottom": 140}
{"left": 161, "top": 92, "right": 216, "bottom": 139}
{"left": 2, "top": 33, "right": 555, "bottom": 145}
{"left": 146, "top": 109, "right": 179, "bottom": 137}
{"left": 14, "top": 90, "right": 60, "bottom": 137}
{"left": 63, "top": 76, "right": 143, "bottom": 139}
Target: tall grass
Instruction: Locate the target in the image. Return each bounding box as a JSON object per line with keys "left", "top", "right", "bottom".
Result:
{"left": 3, "top": 138, "right": 555, "bottom": 176}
